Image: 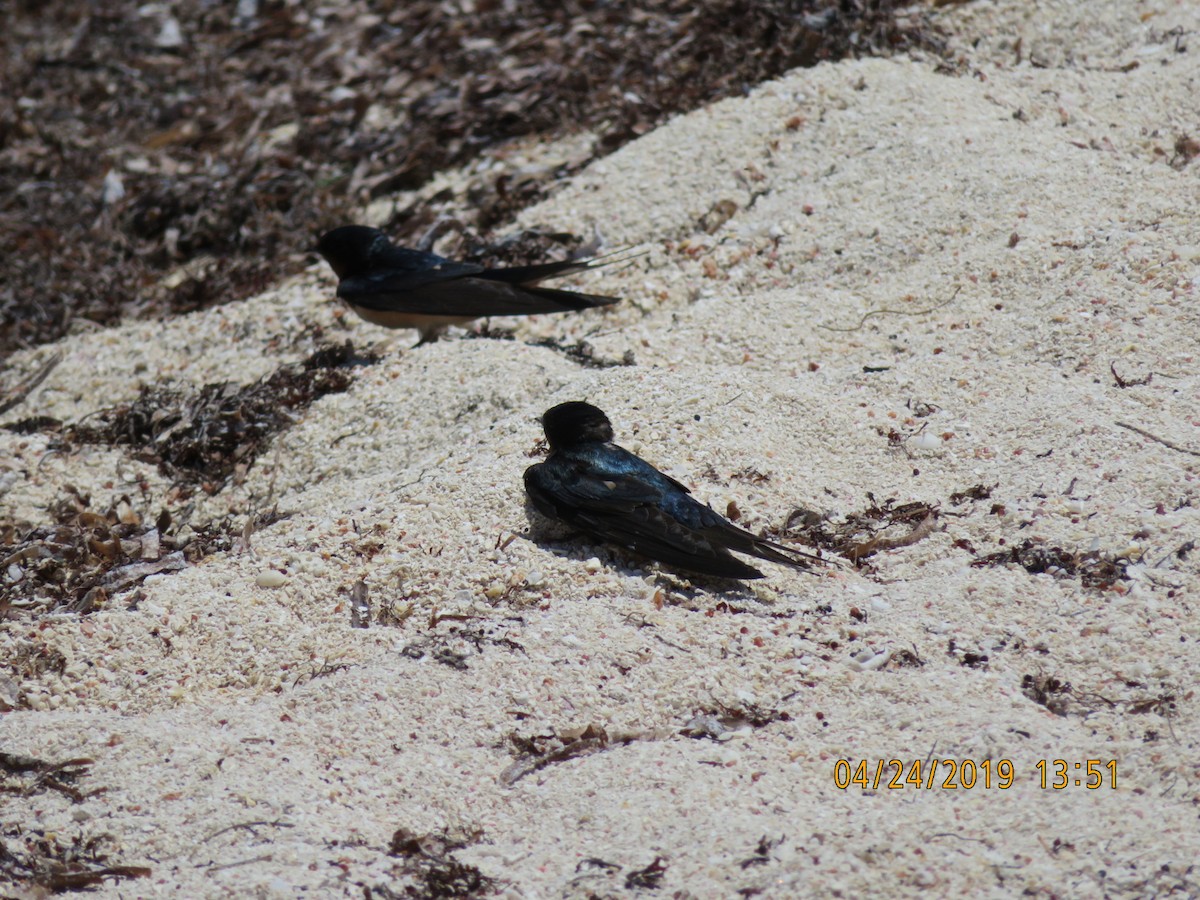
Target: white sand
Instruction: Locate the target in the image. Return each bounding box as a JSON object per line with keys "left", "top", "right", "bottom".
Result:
{"left": 3, "top": 0, "right": 1199, "bottom": 896}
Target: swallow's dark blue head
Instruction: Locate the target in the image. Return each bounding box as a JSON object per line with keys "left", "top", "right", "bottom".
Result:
{"left": 541, "top": 401, "right": 614, "bottom": 449}
{"left": 316, "top": 225, "right": 391, "bottom": 278}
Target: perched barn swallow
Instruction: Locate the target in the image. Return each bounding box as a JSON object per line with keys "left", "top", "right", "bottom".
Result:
{"left": 524, "top": 401, "right": 823, "bottom": 579}
{"left": 316, "top": 225, "right": 622, "bottom": 343}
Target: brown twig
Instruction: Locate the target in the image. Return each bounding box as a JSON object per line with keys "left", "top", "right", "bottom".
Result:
{"left": 1115, "top": 421, "right": 1200, "bottom": 458}
{"left": 0, "top": 353, "right": 61, "bottom": 415}
{"left": 1110, "top": 362, "right": 1151, "bottom": 388}
{"left": 820, "top": 287, "right": 960, "bottom": 333}
{"left": 203, "top": 820, "right": 294, "bottom": 842}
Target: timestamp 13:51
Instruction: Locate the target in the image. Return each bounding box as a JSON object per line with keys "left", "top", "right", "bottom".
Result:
{"left": 1036, "top": 759, "right": 1117, "bottom": 789}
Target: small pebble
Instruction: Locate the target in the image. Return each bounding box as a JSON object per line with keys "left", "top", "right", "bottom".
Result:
{"left": 256, "top": 570, "right": 287, "bottom": 588}
{"left": 913, "top": 431, "right": 941, "bottom": 450}
{"left": 850, "top": 648, "right": 891, "bottom": 671}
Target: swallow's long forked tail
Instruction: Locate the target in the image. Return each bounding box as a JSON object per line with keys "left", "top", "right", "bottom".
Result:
{"left": 717, "top": 526, "right": 826, "bottom": 575}
{"left": 481, "top": 246, "right": 647, "bottom": 288}
{"left": 466, "top": 245, "right": 645, "bottom": 314}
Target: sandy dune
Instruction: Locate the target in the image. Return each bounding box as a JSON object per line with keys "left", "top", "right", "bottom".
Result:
{"left": 3, "top": 0, "right": 1199, "bottom": 896}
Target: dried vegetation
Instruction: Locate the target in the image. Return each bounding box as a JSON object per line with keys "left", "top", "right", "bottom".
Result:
{"left": 61, "top": 341, "right": 368, "bottom": 486}
{"left": 1, "top": 343, "right": 369, "bottom": 621}
{"left": 1, "top": 0, "right": 940, "bottom": 355}
{"left": 0, "top": 751, "right": 150, "bottom": 890}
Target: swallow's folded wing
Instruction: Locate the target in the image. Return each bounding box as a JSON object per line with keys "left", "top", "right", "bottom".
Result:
{"left": 341, "top": 274, "right": 618, "bottom": 317}
{"left": 525, "top": 459, "right": 763, "bottom": 579}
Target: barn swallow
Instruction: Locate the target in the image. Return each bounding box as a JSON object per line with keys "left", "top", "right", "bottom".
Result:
{"left": 524, "top": 401, "right": 823, "bottom": 579}
{"left": 316, "top": 225, "right": 622, "bottom": 343}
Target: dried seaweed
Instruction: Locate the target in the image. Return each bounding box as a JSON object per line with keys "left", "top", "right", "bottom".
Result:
{"left": 1024, "top": 671, "right": 1185, "bottom": 722}
{"left": 0, "top": 1, "right": 942, "bottom": 357}
{"left": 680, "top": 701, "right": 790, "bottom": 740}
{"left": 740, "top": 835, "right": 786, "bottom": 869}
{"left": 0, "top": 338, "right": 345, "bottom": 619}
{"left": 780, "top": 495, "right": 939, "bottom": 565}
{"left": 399, "top": 618, "right": 527, "bottom": 671}
{"left": 886, "top": 647, "right": 924, "bottom": 668}
{"left": 0, "top": 827, "right": 150, "bottom": 892}
{"left": 500, "top": 724, "right": 636, "bottom": 786}
{"left": 0, "top": 751, "right": 100, "bottom": 803}
{"left": 949, "top": 483, "right": 994, "bottom": 505}
{"left": 372, "top": 826, "right": 495, "bottom": 899}
{"left": 1, "top": 487, "right": 193, "bottom": 622}
{"left": 625, "top": 857, "right": 668, "bottom": 890}
{"left": 972, "top": 539, "right": 1129, "bottom": 589}
{"left": 62, "top": 341, "right": 368, "bottom": 489}
{"left": 1021, "top": 673, "right": 1073, "bottom": 716}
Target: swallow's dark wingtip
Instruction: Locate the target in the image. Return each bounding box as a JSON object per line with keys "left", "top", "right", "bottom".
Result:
{"left": 713, "top": 560, "right": 767, "bottom": 580}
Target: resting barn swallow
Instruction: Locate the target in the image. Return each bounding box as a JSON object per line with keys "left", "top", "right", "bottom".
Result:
{"left": 524, "top": 401, "right": 822, "bottom": 579}
{"left": 316, "top": 225, "right": 622, "bottom": 343}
